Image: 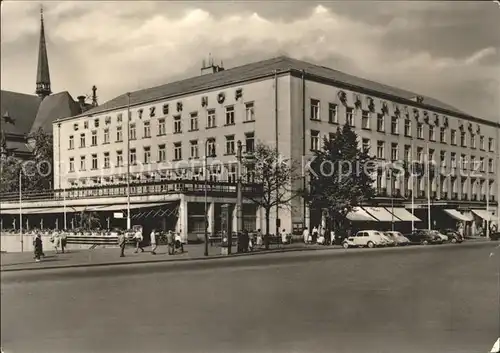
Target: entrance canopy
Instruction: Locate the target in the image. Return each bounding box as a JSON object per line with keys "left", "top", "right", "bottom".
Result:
{"left": 363, "top": 207, "right": 400, "bottom": 222}
{"left": 471, "top": 209, "right": 495, "bottom": 221}
{"left": 389, "top": 208, "right": 421, "bottom": 222}
{"left": 346, "top": 207, "right": 378, "bottom": 222}
{"left": 443, "top": 209, "right": 473, "bottom": 222}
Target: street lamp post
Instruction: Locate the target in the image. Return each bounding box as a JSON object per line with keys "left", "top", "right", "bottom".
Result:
{"left": 19, "top": 169, "right": 23, "bottom": 252}
{"left": 126, "top": 93, "right": 131, "bottom": 230}
{"left": 234, "top": 140, "right": 243, "bottom": 255}
{"left": 203, "top": 139, "right": 210, "bottom": 257}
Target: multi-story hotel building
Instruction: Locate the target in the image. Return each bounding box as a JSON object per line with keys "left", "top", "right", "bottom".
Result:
{"left": 1, "top": 56, "right": 498, "bottom": 240}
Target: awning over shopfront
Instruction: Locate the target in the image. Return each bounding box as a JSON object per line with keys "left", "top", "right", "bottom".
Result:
{"left": 93, "top": 202, "right": 175, "bottom": 213}
{"left": 0, "top": 206, "right": 90, "bottom": 215}
{"left": 471, "top": 209, "right": 495, "bottom": 221}
{"left": 363, "top": 207, "right": 400, "bottom": 222}
{"left": 346, "top": 207, "right": 378, "bottom": 222}
{"left": 389, "top": 208, "right": 421, "bottom": 222}
{"left": 443, "top": 209, "right": 473, "bottom": 222}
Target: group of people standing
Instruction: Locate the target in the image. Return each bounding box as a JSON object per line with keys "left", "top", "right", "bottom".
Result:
{"left": 302, "top": 225, "right": 344, "bottom": 246}
{"left": 31, "top": 229, "right": 68, "bottom": 262}
{"left": 116, "top": 228, "right": 184, "bottom": 257}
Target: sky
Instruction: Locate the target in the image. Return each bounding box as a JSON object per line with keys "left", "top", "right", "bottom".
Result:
{"left": 1, "top": 1, "right": 499, "bottom": 122}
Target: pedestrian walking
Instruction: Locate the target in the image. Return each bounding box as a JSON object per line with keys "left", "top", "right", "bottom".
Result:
{"left": 330, "top": 229, "right": 336, "bottom": 246}
{"left": 133, "top": 227, "right": 144, "bottom": 253}
{"left": 150, "top": 228, "right": 158, "bottom": 255}
{"left": 281, "top": 229, "right": 288, "bottom": 244}
{"left": 166, "top": 230, "right": 174, "bottom": 255}
{"left": 312, "top": 226, "right": 318, "bottom": 244}
{"left": 33, "top": 234, "right": 43, "bottom": 262}
{"left": 303, "top": 227, "right": 309, "bottom": 244}
{"left": 60, "top": 229, "right": 67, "bottom": 253}
{"left": 174, "top": 231, "right": 183, "bottom": 253}
{"left": 117, "top": 230, "right": 127, "bottom": 257}
{"left": 50, "top": 230, "right": 61, "bottom": 254}
{"left": 248, "top": 230, "right": 254, "bottom": 252}
{"left": 256, "top": 229, "right": 263, "bottom": 249}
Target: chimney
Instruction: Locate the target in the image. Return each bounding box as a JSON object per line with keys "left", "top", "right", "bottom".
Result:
{"left": 91, "top": 85, "right": 98, "bottom": 107}
{"left": 77, "top": 95, "right": 86, "bottom": 112}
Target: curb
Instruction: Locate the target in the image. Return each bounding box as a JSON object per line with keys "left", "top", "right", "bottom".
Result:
{"left": 1, "top": 239, "right": 495, "bottom": 273}
{"left": 0, "top": 246, "right": 324, "bottom": 273}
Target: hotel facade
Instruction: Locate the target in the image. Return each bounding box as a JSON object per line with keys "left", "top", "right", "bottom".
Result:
{"left": 1, "top": 56, "right": 498, "bottom": 240}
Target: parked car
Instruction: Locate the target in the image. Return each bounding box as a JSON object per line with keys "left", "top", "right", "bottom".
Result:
{"left": 384, "top": 231, "right": 411, "bottom": 246}
{"left": 380, "top": 232, "right": 396, "bottom": 246}
{"left": 440, "top": 229, "right": 464, "bottom": 243}
{"left": 431, "top": 230, "right": 448, "bottom": 243}
{"left": 406, "top": 229, "right": 442, "bottom": 245}
{"left": 490, "top": 232, "right": 500, "bottom": 241}
{"left": 342, "top": 230, "right": 386, "bottom": 249}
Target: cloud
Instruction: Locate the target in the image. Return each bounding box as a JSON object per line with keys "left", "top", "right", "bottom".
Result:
{"left": 1, "top": 2, "right": 498, "bottom": 122}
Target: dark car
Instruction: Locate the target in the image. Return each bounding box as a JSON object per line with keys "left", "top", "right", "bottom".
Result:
{"left": 406, "top": 229, "right": 442, "bottom": 245}
{"left": 440, "top": 229, "right": 464, "bottom": 243}
{"left": 491, "top": 232, "right": 500, "bottom": 241}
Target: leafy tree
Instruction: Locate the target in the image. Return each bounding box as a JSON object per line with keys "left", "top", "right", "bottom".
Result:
{"left": 0, "top": 155, "right": 22, "bottom": 194}
{"left": 78, "top": 211, "right": 101, "bottom": 229}
{"left": 306, "top": 124, "right": 376, "bottom": 231}
{"left": 25, "top": 127, "right": 54, "bottom": 192}
{"left": 243, "top": 142, "right": 302, "bottom": 248}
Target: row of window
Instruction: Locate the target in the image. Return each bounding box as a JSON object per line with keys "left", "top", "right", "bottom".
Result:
{"left": 71, "top": 102, "right": 255, "bottom": 137}
{"left": 310, "top": 100, "right": 495, "bottom": 151}
{"left": 68, "top": 133, "right": 255, "bottom": 172}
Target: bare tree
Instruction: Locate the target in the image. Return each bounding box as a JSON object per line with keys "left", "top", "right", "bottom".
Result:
{"left": 243, "top": 142, "right": 302, "bottom": 248}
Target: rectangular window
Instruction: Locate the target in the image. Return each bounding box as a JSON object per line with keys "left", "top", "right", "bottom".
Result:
{"left": 104, "top": 152, "right": 110, "bottom": 168}
{"left": 391, "top": 116, "right": 399, "bottom": 134}
{"left": 417, "top": 147, "right": 423, "bottom": 163}
{"left": 329, "top": 103, "right": 338, "bottom": 124}
{"left": 429, "top": 149, "right": 435, "bottom": 163}
{"left": 470, "top": 155, "right": 476, "bottom": 171}
{"left": 144, "top": 146, "right": 151, "bottom": 164}
{"left": 404, "top": 145, "right": 411, "bottom": 162}
{"left": 451, "top": 130, "right": 457, "bottom": 145}
{"left": 174, "top": 142, "right": 182, "bottom": 161}
{"left": 311, "top": 130, "right": 320, "bottom": 151}
{"left": 245, "top": 102, "right": 255, "bottom": 122}
{"left": 158, "top": 118, "right": 166, "bottom": 136}
{"left": 417, "top": 123, "right": 423, "bottom": 139}
{"left": 116, "top": 126, "right": 123, "bottom": 142}
{"left": 138, "top": 109, "right": 143, "bottom": 120}
{"left": 69, "top": 157, "right": 74, "bottom": 172}
{"left": 245, "top": 132, "right": 255, "bottom": 153}
{"left": 190, "top": 140, "right": 199, "bottom": 158}
{"left": 207, "top": 138, "right": 216, "bottom": 157}
{"left": 80, "top": 156, "right": 86, "bottom": 171}
{"left": 129, "top": 123, "right": 136, "bottom": 140}
{"left": 104, "top": 128, "right": 110, "bottom": 144}
{"left": 440, "top": 151, "right": 446, "bottom": 168}
{"left": 225, "top": 106, "right": 235, "bottom": 125}
{"left": 346, "top": 108, "right": 354, "bottom": 127}
{"left": 310, "top": 99, "right": 320, "bottom": 121}
{"left": 451, "top": 153, "right": 456, "bottom": 169}
{"left": 362, "top": 138, "right": 370, "bottom": 153}
{"left": 116, "top": 150, "right": 123, "bottom": 167}
{"left": 173, "top": 116, "right": 182, "bottom": 133}
{"left": 129, "top": 148, "right": 137, "bottom": 165}
{"left": 226, "top": 135, "right": 235, "bottom": 155}
{"left": 69, "top": 135, "right": 74, "bottom": 149}
{"left": 480, "top": 136, "right": 485, "bottom": 150}
{"left": 158, "top": 144, "right": 166, "bottom": 162}
{"left": 480, "top": 157, "right": 485, "bottom": 172}
{"left": 489, "top": 158, "right": 494, "bottom": 173}
{"left": 91, "top": 131, "right": 97, "bottom": 146}
{"left": 143, "top": 121, "right": 151, "bottom": 138}
{"left": 228, "top": 164, "right": 237, "bottom": 183}
{"left": 460, "top": 154, "right": 466, "bottom": 171}
{"left": 460, "top": 131, "right": 466, "bottom": 147}
{"left": 91, "top": 154, "right": 98, "bottom": 170}
{"left": 429, "top": 126, "right": 435, "bottom": 141}
{"left": 80, "top": 133, "right": 86, "bottom": 148}
{"left": 404, "top": 119, "right": 411, "bottom": 137}
{"left": 391, "top": 143, "right": 398, "bottom": 161}
{"left": 207, "top": 109, "right": 216, "bottom": 128}
{"left": 190, "top": 113, "right": 199, "bottom": 131}
{"left": 470, "top": 134, "right": 476, "bottom": 149}
{"left": 440, "top": 127, "right": 446, "bottom": 143}
{"left": 376, "top": 141, "right": 385, "bottom": 159}
{"left": 488, "top": 137, "right": 494, "bottom": 152}
{"left": 376, "top": 114, "right": 384, "bottom": 132}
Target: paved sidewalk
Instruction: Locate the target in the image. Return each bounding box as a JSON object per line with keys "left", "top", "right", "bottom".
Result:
{"left": 0, "top": 242, "right": 331, "bottom": 272}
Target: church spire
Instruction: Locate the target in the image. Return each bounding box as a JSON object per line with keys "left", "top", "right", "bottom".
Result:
{"left": 36, "top": 5, "right": 51, "bottom": 99}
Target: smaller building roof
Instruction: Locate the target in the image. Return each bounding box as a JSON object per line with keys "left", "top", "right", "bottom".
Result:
{"left": 0, "top": 90, "right": 42, "bottom": 135}
{"left": 30, "top": 91, "right": 81, "bottom": 134}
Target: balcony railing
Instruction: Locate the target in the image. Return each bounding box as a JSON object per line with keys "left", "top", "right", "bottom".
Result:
{"left": 0, "top": 180, "right": 264, "bottom": 202}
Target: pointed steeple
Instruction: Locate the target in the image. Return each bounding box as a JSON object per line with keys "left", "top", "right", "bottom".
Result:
{"left": 36, "top": 5, "right": 51, "bottom": 99}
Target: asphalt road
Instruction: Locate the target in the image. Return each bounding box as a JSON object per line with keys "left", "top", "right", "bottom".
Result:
{"left": 2, "top": 242, "right": 500, "bottom": 353}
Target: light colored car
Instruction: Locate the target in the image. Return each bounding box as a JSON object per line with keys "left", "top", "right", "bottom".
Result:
{"left": 431, "top": 230, "right": 448, "bottom": 243}
{"left": 342, "top": 230, "right": 386, "bottom": 249}
{"left": 380, "top": 233, "right": 396, "bottom": 246}
{"left": 384, "top": 231, "right": 411, "bottom": 246}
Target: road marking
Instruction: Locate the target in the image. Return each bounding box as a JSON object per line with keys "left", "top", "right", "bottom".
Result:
{"left": 490, "top": 337, "right": 499, "bottom": 352}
